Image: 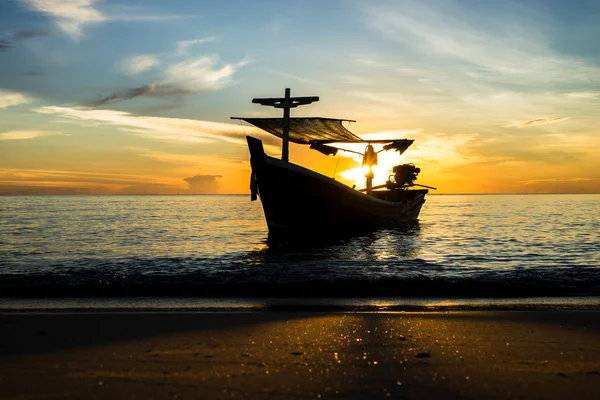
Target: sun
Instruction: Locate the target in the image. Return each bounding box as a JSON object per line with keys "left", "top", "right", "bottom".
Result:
{"left": 338, "top": 147, "right": 406, "bottom": 189}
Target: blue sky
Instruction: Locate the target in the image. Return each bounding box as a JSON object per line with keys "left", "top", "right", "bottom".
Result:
{"left": 1, "top": 0, "right": 600, "bottom": 193}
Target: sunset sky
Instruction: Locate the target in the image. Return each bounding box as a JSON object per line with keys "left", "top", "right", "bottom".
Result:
{"left": 1, "top": 0, "right": 599, "bottom": 194}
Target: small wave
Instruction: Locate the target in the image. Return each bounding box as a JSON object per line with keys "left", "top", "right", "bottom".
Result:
{"left": 2, "top": 269, "right": 600, "bottom": 298}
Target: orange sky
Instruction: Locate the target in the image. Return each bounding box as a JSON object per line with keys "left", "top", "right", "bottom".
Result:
{"left": 1, "top": 94, "right": 599, "bottom": 195}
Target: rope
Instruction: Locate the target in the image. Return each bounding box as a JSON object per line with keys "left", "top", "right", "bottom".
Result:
{"left": 333, "top": 153, "right": 341, "bottom": 178}
{"left": 237, "top": 120, "right": 247, "bottom": 136}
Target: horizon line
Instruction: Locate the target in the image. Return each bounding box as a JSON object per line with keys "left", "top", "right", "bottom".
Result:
{"left": 1, "top": 192, "right": 599, "bottom": 196}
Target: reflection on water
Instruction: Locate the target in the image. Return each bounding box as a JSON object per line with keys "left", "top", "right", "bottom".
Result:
{"left": 263, "top": 224, "right": 421, "bottom": 261}
{"left": 1, "top": 194, "right": 599, "bottom": 297}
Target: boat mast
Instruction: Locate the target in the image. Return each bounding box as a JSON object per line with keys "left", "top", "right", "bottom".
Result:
{"left": 252, "top": 88, "right": 319, "bottom": 162}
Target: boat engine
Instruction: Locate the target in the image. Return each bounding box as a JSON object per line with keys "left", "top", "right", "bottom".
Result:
{"left": 387, "top": 164, "right": 421, "bottom": 188}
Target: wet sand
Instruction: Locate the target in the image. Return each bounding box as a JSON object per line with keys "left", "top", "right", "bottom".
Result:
{"left": 1, "top": 311, "right": 599, "bottom": 399}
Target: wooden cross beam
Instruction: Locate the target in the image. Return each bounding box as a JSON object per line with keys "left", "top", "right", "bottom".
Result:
{"left": 252, "top": 88, "right": 319, "bottom": 162}
{"left": 252, "top": 96, "right": 319, "bottom": 108}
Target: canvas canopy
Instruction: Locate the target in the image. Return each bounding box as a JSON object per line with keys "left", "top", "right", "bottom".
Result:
{"left": 234, "top": 117, "right": 362, "bottom": 144}
{"left": 233, "top": 117, "right": 414, "bottom": 154}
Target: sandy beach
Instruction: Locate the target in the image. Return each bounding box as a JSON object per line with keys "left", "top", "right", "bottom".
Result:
{"left": 1, "top": 311, "right": 600, "bottom": 399}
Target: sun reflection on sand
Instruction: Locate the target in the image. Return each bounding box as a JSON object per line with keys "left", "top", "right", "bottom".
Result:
{"left": 3, "top": 312, "right": 600, "bottom": 398}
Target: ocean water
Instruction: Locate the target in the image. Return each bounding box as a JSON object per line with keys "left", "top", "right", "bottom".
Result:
{"left": 1, "top": 194, "right": 599, "bottom": 299}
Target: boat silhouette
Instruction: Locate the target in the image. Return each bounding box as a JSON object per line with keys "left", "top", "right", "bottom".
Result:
{"left": 233, "top": 88, "right": 435, "bottom": 235}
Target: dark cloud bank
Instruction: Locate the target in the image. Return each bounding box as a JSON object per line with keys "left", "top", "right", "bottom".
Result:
{"left": 88, "top": 82, "right": 200, "bottom": 108}
{"left": 89, "top": 84, "right": 157, "bottom": 107}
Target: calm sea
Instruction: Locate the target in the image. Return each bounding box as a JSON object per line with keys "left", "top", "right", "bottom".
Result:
{"left": 1, "top": 194, "right": 599, "bottom": 300}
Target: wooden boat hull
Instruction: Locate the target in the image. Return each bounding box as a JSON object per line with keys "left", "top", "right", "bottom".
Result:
{"left": 247, "top": 136, "right": 427, "bottom": 234}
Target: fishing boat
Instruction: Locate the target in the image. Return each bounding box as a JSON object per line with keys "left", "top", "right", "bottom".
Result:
{"left": 232, "top": 88, "right": 435, "bottom": 235}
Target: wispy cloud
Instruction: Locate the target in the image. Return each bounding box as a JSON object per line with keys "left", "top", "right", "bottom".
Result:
{"left": 174, "top": 37, "right": 216, "bottom": 58}
{"left": 364, "top": 1, "right": 600, "bottom": 83}
{"left": 0, "top": 168, "right": 238, "bottom": 194}
{"left": 96, "top": 55, "right": 246, "bottom": 106}
{"left": 358, "top": 129, "right": 421, "bottom": 140}
{"left": 163, "top": 56, "right": 244, "bottom": 93}
{"left": 0, "top": 168, "right": 183, "bottom": 194}
{"left": 117, "top": 55, "right": 161, "bottom": 76}
{"left": 109, "top": 14, "right": 188, "bottom": 22}
{"left": 0, "top": 89, "right": 36, "bottom": 109}
{"left": 0, "top": 168, "right": 158, "bottom": 184}
{"left": 338, "top": 75, "right": 370, "bottom": 85}
{"left": 115, "top": 36, "right": 218, "bottom": 77}
{"left": 263, "top": 68, "right": 317, "bottom": 84}
{"left": 353, "top": 0, "right": 600, "bottom": 146}
{"left": 34, "top": 105, "right": 267, "bottom": 145}
{"left": 354, "top": 57, "right": 392, "bottom": 68}
{"left": 21, "top": 0, "right": 106, "bottom": 40}
{"left": 20, "top": 0, "right": 190, "bottom": 41}
{"left": 346, "top": 86, "right": 597, "bottom": 134}
{"left": 504, "top": 117, "right": 570, "bottom": 128}
{"left": 0, "top": 130, "right": 62, "bottom": 140}
{"left": 521, "top": 177, "right": 592, "bottom": 185}
{"left": 137, "top": 150, "right": 243, "bottom": 168}
{"left": 566, "top": 92, "right": 600, "bottom": 100}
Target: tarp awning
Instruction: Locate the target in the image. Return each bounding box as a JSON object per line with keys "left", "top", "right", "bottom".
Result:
{"left": 235, "top": 117, "right": 363, "bottom": 144}
{"left": 232, "top": 117, "right": 414, "bottom": 154}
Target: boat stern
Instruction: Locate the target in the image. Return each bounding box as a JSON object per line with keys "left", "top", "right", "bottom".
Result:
{"left": 246, "top": 136, "right": 265, "bottom": 201}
